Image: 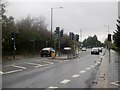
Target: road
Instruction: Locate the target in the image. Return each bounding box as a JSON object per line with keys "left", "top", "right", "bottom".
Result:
{"left": 2, "top": 49, "right": 118, "bottom": 88}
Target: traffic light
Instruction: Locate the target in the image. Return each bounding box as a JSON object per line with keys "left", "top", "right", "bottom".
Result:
{"left": 108, "top": 34, "right": 111, "bottom": 42}
{"left": 60, "top": 30, "right": 63, "bottom": 37}
{"left": 69, "top": 32, "right": 72, "bottom": 40}
{"left": 69, "top": 32, "right": 75, "bottom": 40}
{"left": 75, "top": 34, "right": 79, "bottom": 41}
{"left": 54, "top": 27, "right": 60, "bottom": 35}
{"left": 71, "top": 33, "right": 74, "bottom": 40}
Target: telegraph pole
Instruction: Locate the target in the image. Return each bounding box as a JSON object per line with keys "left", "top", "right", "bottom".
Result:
{"left": 80, "top": 29, "right": 82, "bottom": 48}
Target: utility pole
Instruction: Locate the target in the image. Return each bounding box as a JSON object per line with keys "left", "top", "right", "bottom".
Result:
{"left": 50, "top": 8, "right": 53, "bottom": 47}
{"left": 80, "top": 29, "right": 82, "bottom": 48}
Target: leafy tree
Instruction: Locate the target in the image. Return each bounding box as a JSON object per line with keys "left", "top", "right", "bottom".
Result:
{"left": 113, "top": 18, "right": 120, "bottom": 48}
{"left": 2, "top": 16, "right": 16, "bottom": 55}
{"left": 82, "top": 35, "right": 103, "bottom": 47}
{"left": 16, "top": 16, "right": 50, "bottom": 53}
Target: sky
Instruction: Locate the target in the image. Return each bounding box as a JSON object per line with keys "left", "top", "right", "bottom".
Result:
{"left": 5, "top": 0, "right": 119, "bottom": 42}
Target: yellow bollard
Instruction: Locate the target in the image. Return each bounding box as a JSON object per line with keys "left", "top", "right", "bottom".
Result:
{"left": 51, "top": 51, "right": 55, "bottom": 59}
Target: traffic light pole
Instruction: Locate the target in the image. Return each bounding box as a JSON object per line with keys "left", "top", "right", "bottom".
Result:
{"left": 13, "top": 32, "right": 16, "bottom": 59}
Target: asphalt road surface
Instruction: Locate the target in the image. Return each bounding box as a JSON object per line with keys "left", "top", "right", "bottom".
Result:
{"left": 2, "top": 49, "right": 110, "bottom": 88}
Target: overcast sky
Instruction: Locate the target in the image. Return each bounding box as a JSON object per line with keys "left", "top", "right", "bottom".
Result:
{"left": 6, "top": 0, "right": 118, "bottom": 42}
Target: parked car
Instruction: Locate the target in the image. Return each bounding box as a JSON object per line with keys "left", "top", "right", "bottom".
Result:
{"left": 40, "top": 47, "right": 55, "bottom": 57}
{"left": 91, "top": 47, "right": 99, "bottom": 55}
{"left": 98, "top": 47, "right": 102, "bottom": 52}
{"left": 81, "top": 47, "right": 87, "bottom": 51}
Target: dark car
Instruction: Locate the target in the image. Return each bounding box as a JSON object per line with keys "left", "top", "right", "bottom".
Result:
{"left": 40, "top": 47, "right": 55, "bottom": 57}
{"left": 91, "top": 48, "right": 99, "bottom": 55}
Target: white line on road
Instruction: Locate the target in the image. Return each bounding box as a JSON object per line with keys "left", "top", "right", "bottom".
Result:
{"left": 27, "top": 62, "right": 42, "bottom": 66}
{"left": 3, "top": 69, "right": 23, "bottom": 75}
{"left": 48, "top": 86, "right": 58, "bottom": 88}
{"left": 85, "top": 67, "right": 91, "bottom": 70}
{"left": 95, "top": 63, "right": 98, "bottom": 66}
{"left": 63, "top": 60, "right": 69, "bottom": 62}
{"left": 60, "top": 79, "right": 71, "bottom": 84}
{"left": 110, "top": 81, "right": 120, "bottom": 86}
{"left": 35, "top": 64, "right": 45, "bottom": 68}
{"left": 90, "top": 65, "right": 95, "bottom": 68}
{"left": 12, "top": 65, "right": 26, "bottom": 69}
{"left": 0, "top": 71, "right": 3, "bottom": 75}
{"left": 79, "top": 70, "right": 86, "bottom": 73}
{"left": 72, "top": 74, "right": 79, "bottom": 78}
{"left": 97, "top": 62, "right": 101, "bottom": 64}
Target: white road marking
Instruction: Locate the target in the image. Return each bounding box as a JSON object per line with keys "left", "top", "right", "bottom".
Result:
{"left": 97, "top": 62, "right": 101, "bottom": 64}
{"left": 44, "top": 61, "right": 54, "bottom": 64}
{"left": 60, "top": 79, "right": 71, "bottom": 84}
{"left": 12, "top": 65, "right": 26, "bottom": 69}
{"left": 72, "top": 74, "right": 79, "bottom": 78}
{"left": 35, "top": 64, "right": 45, "bottom": 68}
{"left": 27, "top": 62, "right": 42, "bottom": 66}
{"left": 48, "top": 86, "right": 58, "bottom": 88}
{"left": 3, "top": 69, "right": 23, "bottom": 75}
{"left": 110, "top": 81, "right": 120, "bottom": 86}
{"left": 0, "top": 71, "right": 3, "bottom": 75}
{"left": 86, "top": 67, "right": 91, "bottom": 70}
{"left": 79, "top": 70, "right": 86, "bottom": 73}
{"left": 90, "top": 65, "right": 95, "bottom": 68}
{"left": 95, "top": 63, "right": 98, "bottom": 66}
{"left": 63, "top": 60, "right": 69, "bottom": 62}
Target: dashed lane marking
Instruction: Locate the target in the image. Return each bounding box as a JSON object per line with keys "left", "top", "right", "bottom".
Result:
{"left": 60, "top": 79, "right": 71, "bottom": 84}
{"left": 3, "top": 69, "right": 23, "bottom": 75}
{"left": 48, "top": 86, "right": 58, "bottom": 88}
{"left": 72, "top": 74, "right": 79, "bottom": 78}
{"left": 12, "top": 65, "right": 26, "bottom": 69}
{"left": 79, "top": 70, "right": 86, "bottom": 73}
{"left": 90, "top": 65, "right": 95, "bottom": 68}
{"left": 97, "top": 62, "right": 101, "bottom": 64}
{"left": 95, "top": 63, "right": 98, "bottom": 66}
{"left": 85, "top": 67, "right": 91, "bottom": 70}
{"left": 63, "top": 60, "right": 69, "bottom": 62}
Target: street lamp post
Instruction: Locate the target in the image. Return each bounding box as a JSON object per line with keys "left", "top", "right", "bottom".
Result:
{"left": 50, "top": 7, "right": 63, "bottom": 47}
{"left": 104, "top": 25, "right": 111, "bottom": 62}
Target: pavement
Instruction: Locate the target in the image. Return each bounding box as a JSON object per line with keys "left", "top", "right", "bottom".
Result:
{"left": 92, "top": 49, "right": 120, "bottom": 88}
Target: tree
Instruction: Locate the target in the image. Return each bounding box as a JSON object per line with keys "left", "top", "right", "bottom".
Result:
{"left": 16, "top": 16, "right": 50, "bottom": 53}
{"left": 2, "top": 16, "right": 16, "bottom": 55}
{"left": 82, "top": 35, "right": 103, "bottom": 47}
{"left": 113, "top": 18, "right": 120, "bottom": 48}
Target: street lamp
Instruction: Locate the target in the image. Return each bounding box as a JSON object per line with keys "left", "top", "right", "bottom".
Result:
{"left": 50, "top": 7, "right": 63, "bottom": 47}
